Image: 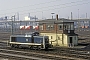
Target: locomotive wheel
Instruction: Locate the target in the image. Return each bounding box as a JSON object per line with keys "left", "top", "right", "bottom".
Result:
{"left": 10, "top": 44, "right": 14, "bottom": 48}
{"left": 37, "top": 46, "right": 41, "bottom": 50}
{"left": 15, "top": 45, "right": 19, "bottom": 48}
{"left": 30, "top": 46, "right": 33, "bottom": 49}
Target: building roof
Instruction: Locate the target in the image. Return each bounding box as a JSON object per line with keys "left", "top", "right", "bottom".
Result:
{"left": 38, "top": 18, "right": 74, "bottom": 24}
{"left": 72, "top": 19, "right": 90, "bottom": 21}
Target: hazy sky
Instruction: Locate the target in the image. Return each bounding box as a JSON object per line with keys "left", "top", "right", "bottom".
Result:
{"left": 0, "top": 0, "right": 90, "bottom": 20}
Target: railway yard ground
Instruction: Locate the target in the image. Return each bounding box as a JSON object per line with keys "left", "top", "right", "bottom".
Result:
{"left": 0, "top": 29, "right": 90, "bottom": 60}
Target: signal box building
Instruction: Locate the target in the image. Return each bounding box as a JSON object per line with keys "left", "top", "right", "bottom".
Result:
{"left": 39, "top": 18, "right": 78, "bottom": 47}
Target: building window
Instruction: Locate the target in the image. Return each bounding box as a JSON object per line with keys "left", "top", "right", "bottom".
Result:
{"left": 46, "top": 24, "right": 54, "bottom": 30}
{"left": 58, "top": 24, "right": 63, "bottom": 30}
{"left": 51, "top": 25, "right": 54, "bottom": 30}
{"left": 64, "top": 24, "right": 68, "bottom": 30}
{"left": 71, "top": 23, "right": 74, "bottom": 30}
{"left": 46, "top": 25, "right": 50, "bottom": 30}
{"left": 67, "top": 23, "right": 70, "bottom": 30}
{"left": 63, "top": 23, "right": 74, "bottom": 30}
{"left": 39, "top": 25, "right": 43, "bottom": 30}
{"left": 64, "top": 25, "right": 67, "bottom": 30}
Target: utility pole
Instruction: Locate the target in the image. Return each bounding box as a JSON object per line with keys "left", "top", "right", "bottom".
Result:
{"left": 86, "top": 13, "right": 87, "bottom": 19}
{"left": 33, "top": 15, "right": 36, "bottom": 26}
{"left": 29, "top": 13, "right": 30, "bottom": 20}
{"left": 78, "top": 9, "right": 80, "bottom": 32}
{"left": 17, "top": 12, "right": 19, "bottom": 20}
{"left": 71, "top": 12, "right": 72, "bottom": 20}
{"left": 42, "top": 12, "right": 43, "bottom": 19}
{"left": 78, "top": 9, "right": 79, "bottom": 20}
{"left": 11, "top": 15, "right": 15, "bottom": 35}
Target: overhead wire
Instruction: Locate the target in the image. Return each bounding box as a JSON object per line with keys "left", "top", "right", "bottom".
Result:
{"left": 19, "top": 1, "right": 90, "bottom": 15}
{"left": 0, "top": 0, "right": 59, "bottom": 11}
{"left": 0, "top": 0, "right": 89, "bottom": 16}
{"left": 14, "top": 0, "right": 86, "bottom": 13}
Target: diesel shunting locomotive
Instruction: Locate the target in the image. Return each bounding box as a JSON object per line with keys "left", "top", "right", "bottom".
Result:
{"left": 8, "top": 32, "right": 52, "bottom": 50}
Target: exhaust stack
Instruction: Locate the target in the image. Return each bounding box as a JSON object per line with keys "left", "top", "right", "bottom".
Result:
{"left": 56, "top": 14, "right": 58, "bottom": 20}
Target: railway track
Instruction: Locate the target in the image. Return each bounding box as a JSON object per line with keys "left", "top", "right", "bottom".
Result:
{"left": 8, "top": 45, "right": 90, "bottom": 59}
{"left": 0, "top": 48, "right": 87, "bottom": 60}
{"left": 0, "top": 41, "right": 90, "bottom": 60}
{"left": 0, "top": 54, "right": 34, "bottom": 60}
